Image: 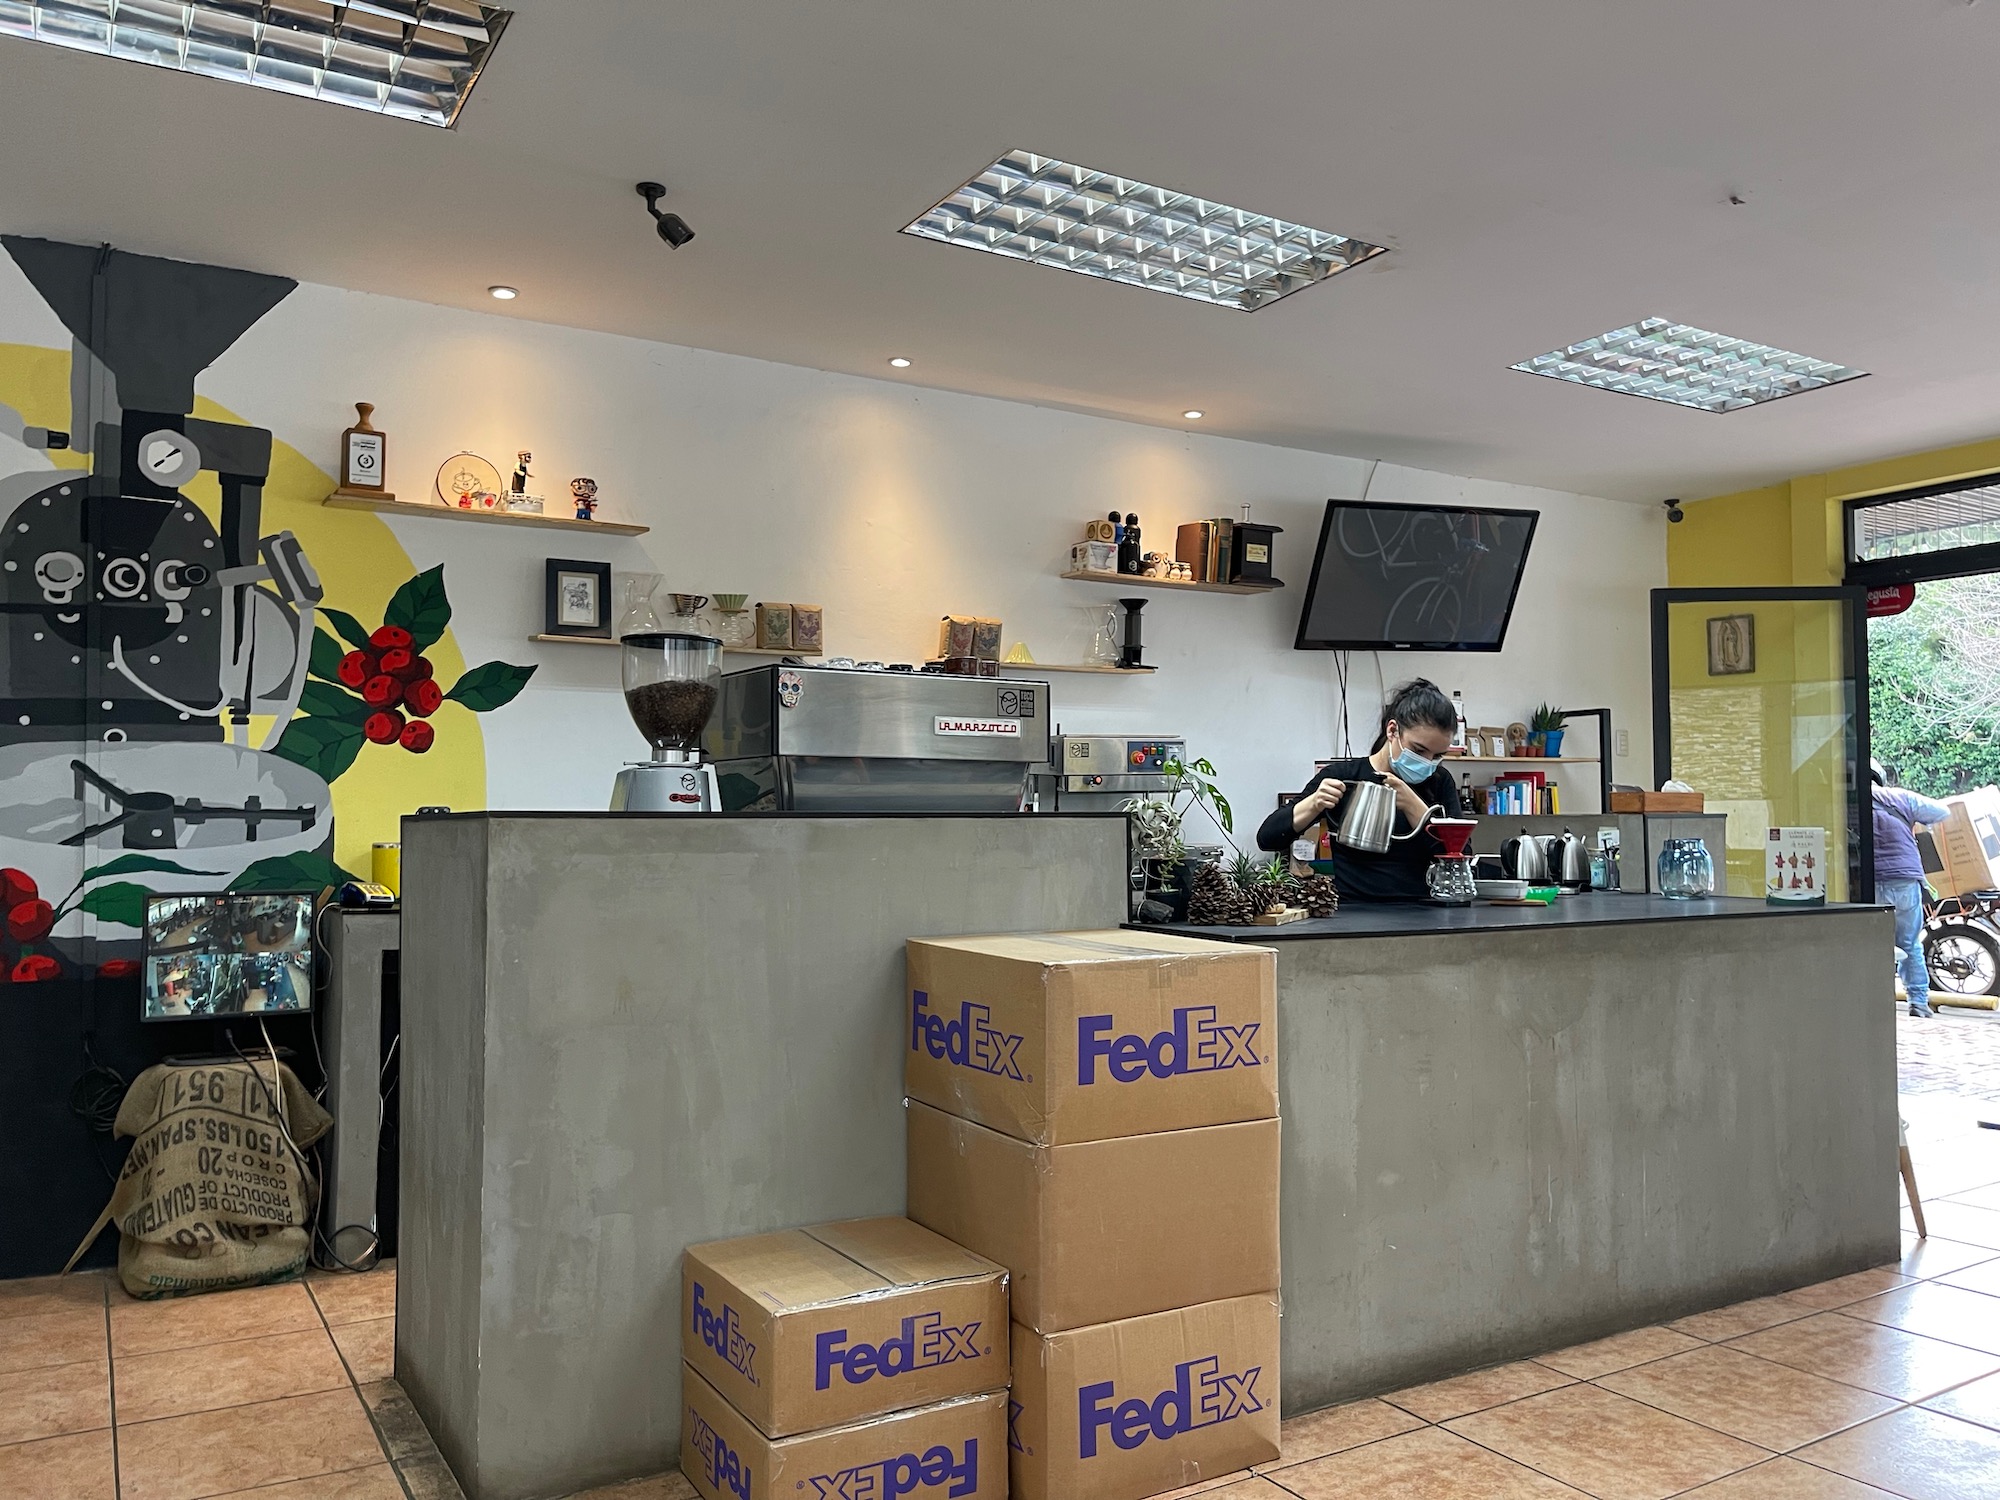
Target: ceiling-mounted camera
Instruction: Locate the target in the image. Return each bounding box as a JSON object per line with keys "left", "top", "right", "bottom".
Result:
{"left": 636, "top": 182, "right": 694, "bottom": 249}
{"left": 1664, "top": 497, "right": 1684, "bottom": 524}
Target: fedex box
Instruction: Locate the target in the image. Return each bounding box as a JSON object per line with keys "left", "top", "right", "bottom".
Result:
{"left": 682, "top": 1217, "right": 1008, "bottom": 1437}
{"left": 1930, "top": 788, "right": 2000, "bottom": 898}
{"left": 905, "top": 931, "right": 1277, "bottom": 1145}
{"left": 682, "top": 1365, "right": 1006, "bottom": 1500}
{"left": 905, "top": 1100, "right": 1280, "bottom": 1334}
{"left": 1010, "top": 1295, "right": 1281, "bottom": 1500}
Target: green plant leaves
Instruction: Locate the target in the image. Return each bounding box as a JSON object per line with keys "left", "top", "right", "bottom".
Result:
{"left": 81, "top": 854, "right": 219, "bottom": 883}
{"left": 322, "top": 608, "right": 374, "bottom": 652}
{"left": 271, "top": 714, "right": 367, "bottom": 782}
{"left": 308, "top": 627, "right": 349, "bottom": 684}
{"left": 385, "top": 565, "right": 452, "bottom": 650}
{"left": 299, "top": 680, "right": 368, "bottom": 722}
{"left": 79, "top": 882, "right": 149, "bottom": 928}
{"left": 230, "top": 851, "right": 357, "bottom": 893}
{"left": 445, "top": 660, "right": 537, "bottom": 712}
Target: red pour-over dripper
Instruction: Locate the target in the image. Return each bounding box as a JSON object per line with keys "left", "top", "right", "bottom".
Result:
{"left": 1431, "top": 818, "right": 1478, "bottom": 858}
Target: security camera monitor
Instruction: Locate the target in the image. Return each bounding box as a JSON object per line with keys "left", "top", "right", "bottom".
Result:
{"left": 142, "top": 891, "right": 314, "bottom": 1021}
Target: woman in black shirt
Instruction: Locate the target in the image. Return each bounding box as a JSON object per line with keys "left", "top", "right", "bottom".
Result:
{"left": 1255, "top": 677, "right": 1463, "bottom": 902}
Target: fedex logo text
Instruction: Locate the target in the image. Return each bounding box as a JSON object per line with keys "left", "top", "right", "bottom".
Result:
{"left": 1078, "top": 1357, "right": 1263, "bottom": 1458}
{"left": 691, "top": 1282, "right": 757, "bottom": 1383}
{"left": 911, "top": 991, "right": 1024, "bottom": 1081}
{"left": 815, "top": 1314, "right": 984, "bottom": 1390}
{"left": 808, "top": 1438, "right": 979, "bottom": 1499}
{"left": 688, "top": 1407, "right": 751, "bottom": 1500}
{"left": 1077, "top": 1007, "right": 1260, "bottom": 1085}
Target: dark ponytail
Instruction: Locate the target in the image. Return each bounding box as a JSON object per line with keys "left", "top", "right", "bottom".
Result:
{"left": 1371, "top": 677, "right": 1454, "bottom": 753}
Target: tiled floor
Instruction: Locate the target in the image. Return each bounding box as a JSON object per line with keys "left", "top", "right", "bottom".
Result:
{"left": 7, "top": 1010, "right": 1997, "bottom": 1500}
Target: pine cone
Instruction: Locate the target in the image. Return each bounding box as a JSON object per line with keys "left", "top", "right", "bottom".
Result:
{"left": 1294, "top": 873, "right": 1339, "bottom": 918}
{"left": 1187, "top": 862, "right": 1257, "bottom": 926}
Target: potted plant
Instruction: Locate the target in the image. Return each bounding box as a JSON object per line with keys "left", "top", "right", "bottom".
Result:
{"left": 1530, "top": 704, "right": 1569, "bottom": 757}
{"left": 1123, "top": 757, "right": 1235, "bottom": 920}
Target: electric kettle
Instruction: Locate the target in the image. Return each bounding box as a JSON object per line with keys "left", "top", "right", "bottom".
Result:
{"left": 1547, "top": 829, "right": 1592, "bottom": 891}
{"left": 1499, "top": 830, "right": 1551, "bottom": 883}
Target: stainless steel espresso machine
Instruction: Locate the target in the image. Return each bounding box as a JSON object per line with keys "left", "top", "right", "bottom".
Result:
{"left": 1029, "top": 734, "right": 1188, "bottom": 812}
{"left": 705, "top": 664, "right": 1051, "bottom": 811}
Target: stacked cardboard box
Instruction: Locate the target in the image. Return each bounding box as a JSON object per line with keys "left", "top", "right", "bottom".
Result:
{"left": 1922, "top": 787, "right": 2000, "bottom": 898}
{"left": 679, "top": 1217, "right": 1011, "bottom": 1500}
{"left": 904, "top": 930, "right": 1282, "bottom": 1500}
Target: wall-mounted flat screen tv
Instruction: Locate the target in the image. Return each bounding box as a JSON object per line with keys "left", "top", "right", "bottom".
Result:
{"left": 1293, "top": 499, "right": 1539, "bottom": 652}
{"left": 142, "top": 891, "right": 314, "bottom": 1021}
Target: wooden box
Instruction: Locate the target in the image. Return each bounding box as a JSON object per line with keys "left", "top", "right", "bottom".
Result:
{"left": 1609, "top": 790, "right": 1706, "bottom": 814}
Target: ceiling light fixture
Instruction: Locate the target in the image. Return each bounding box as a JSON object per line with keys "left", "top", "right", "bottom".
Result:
{"left": 888, "top": 357, "right": 912, "bottom": 368}
{"left": 903, "top": 149, "right": 1387, "bottom": 312}
{"left": 1182, "top": 410, "right": 1204, "bottom": 420}
{"left": 0, "top": 0, "right": 512, "bottom": 128}
{"left": 487, "top": 284, "right": 517, "bottom": 300}
{"left": 1510, "top": 318, "right": 1865, "bottom": 413}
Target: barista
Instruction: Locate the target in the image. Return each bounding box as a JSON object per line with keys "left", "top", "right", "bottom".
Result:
{"left": 1255, "top": 677, "right": 1463, "bottom": 902}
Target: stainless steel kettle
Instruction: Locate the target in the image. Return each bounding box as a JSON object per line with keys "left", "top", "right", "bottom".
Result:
{"left": 1547, "top": 829, "right": 1591, "bottom": 891}
{"left": 1334, "top": 778, "right": 1439, "bottom": 853}
{"left": 1499, "top": 830, "right": 1551, "bottom": 883}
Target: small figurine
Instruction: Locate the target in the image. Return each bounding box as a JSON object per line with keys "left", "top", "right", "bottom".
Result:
{"left": 512, "top": 451, "right": 532, "bottom": 495}
{"left": 570, "top": 477, "right": 599, "bottom": 522}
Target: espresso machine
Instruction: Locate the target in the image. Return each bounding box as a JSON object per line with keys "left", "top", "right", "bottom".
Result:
{"left": 611, "top": 632, "right": 723, "bottom": 812}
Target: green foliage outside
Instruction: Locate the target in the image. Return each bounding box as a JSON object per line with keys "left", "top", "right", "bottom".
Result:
{"left": 1870, "top": 573, "right": 2000, "bottom": 797}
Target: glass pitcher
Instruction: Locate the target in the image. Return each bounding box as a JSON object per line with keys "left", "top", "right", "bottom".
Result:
{"left": 1084, "top": 604, "right": 1122, "bottom": 666}
{"left": 616, "top": 573, "right": 666, "bottom": 639}
{"left": 1657, "top": 838, "right": 1716, "bottom": 900}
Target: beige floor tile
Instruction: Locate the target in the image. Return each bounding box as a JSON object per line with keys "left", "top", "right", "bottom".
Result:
{"left": 1669, "top": 1294, "right": 1819, "bottom": 1343}
{"left": 111, "top": 1281, "right": 321, "bottom": 1359}
{"left": 0, "top": 1355, "right": 110, "bottom": 1446}
{"left": 1443, "top": 1383, "right": 1770, "bottom": 1500}
{"left": 1841, "top": 1280, "right": 2000, "bottom": 1355}
{"left": 0, "top": 1273, "right": 106, "bottom": 1320}
{"left": 115, "top": 1326, "right": 349, "bottom": 1424}
{"left": 1947, "top": 1179, "right": 2000, "bottom": 1212}
{"left": 208, "top": 1466, "right": 405, "bottom": 1499}
{"left": 1726, "top": 1311, "right": 2000, "bottom": 1401}
{"left": 1166, "top": 1481, "right": 1292, "bottom": 1500}
{"left": 1905, "top": 1200, "right": 2000, "bottom": 1249}
{"left": 1535, "top": 1325, "right": 1704, "bottom": 1379}
{"left": 1673, "top": 1454, "right": 1903, "bottom": 1497}
{"left": 307, "top": 1268, "right": 397, "bottom": 1327}
{"left": 1887, "top": 1234, "right": 1998, "bottom": 1280}
{"left": 1780, "top": 1269, "right": 1913, "bottom": 1312}
{"left": 1267, "top": 1425, "right": 1591, "bottom": 1498}
{"left": 1380, "top": 1360, "right": 1573, "bottom": 1423}
{"left": 559, "top": 1475, "right": 700, "bottom": 1500}
{"left": 0, "top": 1428, "right": 116, "bottom": 1500}
{"left": 0, "top": 1305, "right": 106, "bottom": 1376}
{"left": 332, "top": 1316, "right": 394, "bottom": 1382}
{"left": 358, "top": 1379, "right": 438, "bottom": 1461}
{"left": 1921, "top": 1368, "right": 2000, "bottom": 1431}
{"left": 1596, "top": 1344, "right": 1897, "bottom": 1452}
{"left": 1940, "top": 1256, "right": 2000, "bottom": 1299}
{"left": 117, "top": 1386, "right": 386, "bottom": 1500}
{"left": 1149, "top": 1470, "right": 1254, "bottom": 1498}
{"left": 1795, "top": 1405, "right": 2000, "bottom": 1500}
{"left": 1254, "top": 1397, "right": 1425, "bottom": 1468}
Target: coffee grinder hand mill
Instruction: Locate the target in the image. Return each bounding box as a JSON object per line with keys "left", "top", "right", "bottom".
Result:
{"left": 611, "top": 631, "right": 723, "bottom": 812}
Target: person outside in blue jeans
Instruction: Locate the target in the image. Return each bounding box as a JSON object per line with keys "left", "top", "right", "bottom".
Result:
{"left": 1872, "top": 759, "right": 1952, "bottom": 1018}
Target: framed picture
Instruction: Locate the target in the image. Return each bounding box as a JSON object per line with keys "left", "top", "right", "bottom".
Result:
{"left": 1707, "top": 613, "right": 1756, "bottom": 676}
{"left": 544, "top": 559, "right": 612, "bottom": 639}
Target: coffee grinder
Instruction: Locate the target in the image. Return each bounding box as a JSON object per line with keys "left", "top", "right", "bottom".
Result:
{"left": 1425, "top": 818, "right": 1480, "bottom": 905}
{"left": 610, "top": 632, "right": 723, "bottom": 812}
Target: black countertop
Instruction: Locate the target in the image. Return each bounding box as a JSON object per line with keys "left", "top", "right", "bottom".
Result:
{"left": 1139, "top": 892, "right": 1881, "bottom": 942}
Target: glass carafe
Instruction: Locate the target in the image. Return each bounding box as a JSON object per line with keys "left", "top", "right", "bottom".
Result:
{"left": 708, "top": 592, "right": 755, "bottom": 649}
{"left": 1427, "top": 855, "right": 1478, "bottom": 906}
{"left": 1085, "top": 604, "right": 1121, "bottom": 666}
{"left": 1657, "top": 838, "right": 1716, "bottom": 900}
{"left": 617, "top": 574, "right": 666, "bottom": 639}
{"left": 621, "top": 632, "right": 723, "bottom": 759}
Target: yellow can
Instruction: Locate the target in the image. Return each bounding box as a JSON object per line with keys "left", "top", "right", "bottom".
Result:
{"left": 371, "top": 842, "right": 402, "bottom": 896}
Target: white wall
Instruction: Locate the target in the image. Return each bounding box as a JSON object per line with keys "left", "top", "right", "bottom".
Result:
{"left": 52, "top": 271, "right": 1667, "bottom": 841}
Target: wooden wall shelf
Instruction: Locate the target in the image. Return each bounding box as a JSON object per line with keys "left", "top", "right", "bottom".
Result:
{"left": 327, "top": 493, "right": 649, "bottom": 537}
{"left": 529, "top": 636, "right": 804, "bottom": 656}
{"left": 1060, "top": 569, "right": 1280, "bottom": 597}
{"left": 998, "top": 662, "right": 1157, "bottom": 675}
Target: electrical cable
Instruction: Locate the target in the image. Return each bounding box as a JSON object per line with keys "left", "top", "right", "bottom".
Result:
{"left": 70, "top": 1037, "right": 126, "bottom": 1184}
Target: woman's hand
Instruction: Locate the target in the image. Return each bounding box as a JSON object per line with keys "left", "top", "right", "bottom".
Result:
{"left": 1292, "top": 779, "right": 1346, "bottom": 833}
{"left": 1381, "top": 772, "right": 1430, "bottom": 827}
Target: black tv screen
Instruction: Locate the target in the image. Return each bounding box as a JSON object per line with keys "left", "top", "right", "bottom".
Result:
{"left": 1293, "top": 500, "right": 1539, "bottom": 651}
{"left": 142, "top": 891, "right": 314, "bottom": 1021}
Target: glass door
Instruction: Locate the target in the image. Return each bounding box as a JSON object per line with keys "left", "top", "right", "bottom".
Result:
{"left": 1651, "top": 588, "right": 1872, "bottom": 901}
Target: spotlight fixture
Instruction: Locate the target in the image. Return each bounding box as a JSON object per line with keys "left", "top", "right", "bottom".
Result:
{"left": 889, "top": 357, "right": 912, "bottom": 368}
{"left": 636, "top": 182, "right": 695, "bottom": 249}
{"left": 1664, "top": 498, "right": 1685, "bottom": 524}
{"left": 1182, "top": 410, "right": 1205, "bottom": 420}
{"left": 488, "top": 285, "right": 518, "bottom": 300}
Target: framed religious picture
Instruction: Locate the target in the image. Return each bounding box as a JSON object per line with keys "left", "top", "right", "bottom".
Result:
{"left": 544, "top": 559, "right": 613, "bottom": 639}
{"left": 1707, "top": 613, "right": 1756, "bottom": 676}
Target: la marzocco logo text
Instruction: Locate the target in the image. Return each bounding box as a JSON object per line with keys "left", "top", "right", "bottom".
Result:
{"left": 1076, "top": 1006, "right": 1260, "bottom": 1085}
{"left": 688, "top": 1407, "right": 751, "bottom": 1500}
{"left": 1078, "top": 1357, "right": 1264, "bottom": 1458}
{"left": 691, "top": 1281, "right": 757, "bottom": 1383}
{"left": 911, "top": 991, "right": 1023, "bottom": 1080}
{"left": 808, "top": 1438, "right": 980, "bottom": 1499}
{"left": 815, "top": 1313, "right": 984, "bottom": 1389}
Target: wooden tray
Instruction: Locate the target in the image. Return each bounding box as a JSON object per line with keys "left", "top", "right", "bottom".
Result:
{"left": 1609, "top": 791, "right": 1706, "bottom": 814}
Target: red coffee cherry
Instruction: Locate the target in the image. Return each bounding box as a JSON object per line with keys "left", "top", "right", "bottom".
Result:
{"left": 400, "top": 720, "right": 435, "bottom": 753}
{"left": 364, "top": 710, "right": 406, "bottom": 744}
{"left": 405, "top": 678, "right": 444, "bottom": 718}
{"left": 370, "top": 625, "right": 413, "bottom": 651}
{"left": 362, "top": 674, "right": 404, "bottom": 708}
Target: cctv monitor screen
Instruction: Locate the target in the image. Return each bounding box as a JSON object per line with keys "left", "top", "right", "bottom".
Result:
{"left": 1293, "top": 500, "right": 1539, "bottom": 652}
{"left": 142, "top": 892, "right": 314, "bottom": 1022}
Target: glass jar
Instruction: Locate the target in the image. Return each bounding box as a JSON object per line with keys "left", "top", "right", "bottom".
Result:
{"left": 1657, "top": 838, "right": 1716, "bottom": 900}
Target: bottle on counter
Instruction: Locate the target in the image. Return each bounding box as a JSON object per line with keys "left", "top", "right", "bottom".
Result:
{"left": 1120, "top": 512, "right": 1142, "bottom": 574}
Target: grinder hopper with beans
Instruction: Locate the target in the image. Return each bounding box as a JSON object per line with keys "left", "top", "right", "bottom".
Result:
{"left": 611, "top": 631, "right": 723, "bottom": 812}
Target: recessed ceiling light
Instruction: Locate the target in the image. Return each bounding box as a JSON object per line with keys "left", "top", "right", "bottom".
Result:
{"left": 488, "top": 285, "right": 518, "bottom": 300}
{"left": 903, "top": 149, "right": 1387, "bottom": 312}
{"left": 0, "top": 1, "right": 513, "bottom": 128}
{"left": 1182, "top": 410, "right": 1204, "bottom": 420}
{"left": 1510, "top": 317, "right": 1865, "bottom": 413}
{"left": 888, "top": 357, "right": 912, "bottom": 368}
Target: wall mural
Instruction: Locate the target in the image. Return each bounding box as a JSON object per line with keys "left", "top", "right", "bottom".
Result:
{"left": 0, "top": 237, "right": 534, "bottom": 986}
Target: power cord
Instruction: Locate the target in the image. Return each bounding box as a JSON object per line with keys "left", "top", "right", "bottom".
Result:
{"left": 69, "top": 1037, "right": 126, "bottom": 1184}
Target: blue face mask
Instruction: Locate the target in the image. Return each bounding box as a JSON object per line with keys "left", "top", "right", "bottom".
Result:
{"left": 1390, "top": 737, "right": 1439, "bottom": 784}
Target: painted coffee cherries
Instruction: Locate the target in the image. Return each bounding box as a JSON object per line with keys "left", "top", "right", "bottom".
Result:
{"left": 338, "top": 630, "right": 443, "bottom": 754}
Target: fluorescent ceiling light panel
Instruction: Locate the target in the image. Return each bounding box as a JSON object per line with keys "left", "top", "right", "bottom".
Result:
{"left": 0, "top": 0, "right": 511, "bottom": 127}
{"left": 903, "top": 149, "right": 1387, "bottom": 311}
{"left": 1510, "top": 317, "right": 1865, "bottom": 413}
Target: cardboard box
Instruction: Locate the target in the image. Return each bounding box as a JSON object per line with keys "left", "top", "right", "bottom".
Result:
{"left": 1072, "top": 540, "right": 1117, "bottom": 573}
{"left": 682, "top": 1365, "right": 1006, "bottom": 1500}
{"left": 970, "top": 618, "right": 1003, "bottom": 662}
{"left": 755, "top": 603, "right": 793, "bottom": 650}
{"left": 1931, "top": 788, "right": 2000, "bottom": 898}
{"left": 906, "top": 1101, "right": 1280, "bottom": 1334}
{"left": 790, "top": 604, "right": 824, "bottom": 655}
{"left": 905, "top": 930, "right": 1277, "bottom": 1146}
{"left": 1009, "top": 1295, "right": 1281, "bottom": 1500}
{"left": 937, "top": 615, "right": 977, "bottom": 658}
{"left": 682, "top": 1217, "right": 1009, "bottom": 1437}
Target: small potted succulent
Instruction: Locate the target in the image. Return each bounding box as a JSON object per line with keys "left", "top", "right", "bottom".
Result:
{"left": 1530, "top": 704, "right": 1569, "bottom": 758}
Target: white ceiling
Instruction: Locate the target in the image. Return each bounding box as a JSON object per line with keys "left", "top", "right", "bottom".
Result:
{"left": 4, "top": 1, "right": 2000, "bottom": 501}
